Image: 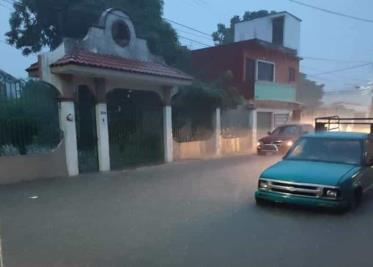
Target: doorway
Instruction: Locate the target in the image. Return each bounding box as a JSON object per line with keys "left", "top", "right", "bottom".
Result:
{"left": 75, "top": 86, "right": 99, "bottom": 173}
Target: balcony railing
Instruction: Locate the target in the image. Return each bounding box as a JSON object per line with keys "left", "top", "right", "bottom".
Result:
{"left": 255, "top": 81, "right": 296, "bottom": 102}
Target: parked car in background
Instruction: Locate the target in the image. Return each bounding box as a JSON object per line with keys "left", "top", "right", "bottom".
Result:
{"left": 257, "top": 124, "right": 314, "bottom": 155}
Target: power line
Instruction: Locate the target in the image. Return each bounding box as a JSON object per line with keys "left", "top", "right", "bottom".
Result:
{"left": 302, "top": 56, "right": 373, "bottom": 64}
{"left": 309, "top": 63, "right": 373, "bottom": 77}
{"left": 178, "top": 36, "right": 210, "bottom": 47}
{"left": 0, "top": 2, "right": 11, "bottom": 10}
{"left": 289, "top": 0, "right": 373, "bottom": 24}
{"left": 164, "top": 18, "right": 211, "bottom": 37}
{"left": 173, "top": 26, "right": 213, "bottom": 41}
{"left": 1, "top": 0, "right": 17, "bottom": 6}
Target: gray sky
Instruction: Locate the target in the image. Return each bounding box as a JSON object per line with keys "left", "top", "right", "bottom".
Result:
{"left": 1, "top": 0, "right": 373, "bottom": 91}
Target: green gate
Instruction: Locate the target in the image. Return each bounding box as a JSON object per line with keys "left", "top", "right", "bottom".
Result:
{"left": 75, "top": 86, "right": 99, "bottom": 173}
{"left": 107, "top": 89, "right": 164, "bottom": 170}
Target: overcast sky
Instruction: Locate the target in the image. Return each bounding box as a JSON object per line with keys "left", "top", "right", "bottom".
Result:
{"left": 1, "top": 0, "right": 373, "bottom": 91}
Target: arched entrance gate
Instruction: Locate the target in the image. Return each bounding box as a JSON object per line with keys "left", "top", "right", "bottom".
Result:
{"left": 26, "top": 8, "right": 193, "bottom": 176}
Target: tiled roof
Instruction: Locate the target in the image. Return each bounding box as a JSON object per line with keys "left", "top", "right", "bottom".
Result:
{"left": 50, "top": 50, "right": 193, "bottom": 81}
{"left": 25, "top": 62, "right": 38, "bottom": 72}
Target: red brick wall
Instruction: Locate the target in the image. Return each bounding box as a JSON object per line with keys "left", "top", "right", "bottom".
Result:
{"left": 191, "top": 45, "right": 244, "bottom": 85}
{"left": 242, "top": 43, "right": 299, "bottom": 85}
{"left": 191, "top": 40, "right": 299, "bottom": 100}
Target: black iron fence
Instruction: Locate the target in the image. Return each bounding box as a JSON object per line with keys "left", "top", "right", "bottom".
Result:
{"left": 172, "top": 106, "right": 215, "bottom": 143}
{"left": 221, "top": 107, "right": 250, "bottom": 138}
{"left": 107, "top": 89, "right": 164, "bottom": 169}
{"left": 0, "top": 77, "right": 61, "bottom": 156}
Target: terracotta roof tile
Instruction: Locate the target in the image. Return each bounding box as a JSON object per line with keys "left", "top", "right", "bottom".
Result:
{"left": 25, "top": 62, "right": 39, "bottom": 72}
{"left": 50, "top": 50, "right": 193, "bottom": 81}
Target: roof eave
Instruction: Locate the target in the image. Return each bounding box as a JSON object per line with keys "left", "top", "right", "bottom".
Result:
{"left": 51, "top": 64, "right": 193, "bottom": 87}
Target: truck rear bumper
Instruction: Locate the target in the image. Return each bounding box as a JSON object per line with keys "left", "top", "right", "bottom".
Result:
{"left": 255, "top": 190, "right": 349, "bottom": 209}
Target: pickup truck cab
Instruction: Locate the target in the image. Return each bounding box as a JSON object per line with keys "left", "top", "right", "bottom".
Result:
{"left": 255, "top": 131, "right": 373, "bottom": 211}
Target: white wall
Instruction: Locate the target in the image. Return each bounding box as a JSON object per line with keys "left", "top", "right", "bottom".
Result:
{"left": 235, "top": 18, "right": 272, "bottom": 44}
{"left": 284, "top": 15, "right": 301, "bottom": 52}
{"left": 234, "top": 13, "right": 300, "bottom": 52}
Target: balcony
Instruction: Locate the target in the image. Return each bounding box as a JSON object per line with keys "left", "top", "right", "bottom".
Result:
{"left": 255, "top": 81, "right": 296, "bottom": 103}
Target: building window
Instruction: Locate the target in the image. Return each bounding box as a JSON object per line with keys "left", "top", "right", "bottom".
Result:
{"left": 272, "top": 16, "right": 285, "bottom": 46}
{"left": 257, "top": 61, "right": 275, "bottom": 82}
{"left": 289, "top": 67, "right": 296, "bottom": 82}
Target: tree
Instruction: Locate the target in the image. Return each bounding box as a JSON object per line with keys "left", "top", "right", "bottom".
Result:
{"left": 297, "top": 73, "right": 324, "bottom": 107}
{"left": 212, "top": 10, "right": 277, "bottom": 45}
{"left": 5, "top": 0, "right": 186, "bottom": 66}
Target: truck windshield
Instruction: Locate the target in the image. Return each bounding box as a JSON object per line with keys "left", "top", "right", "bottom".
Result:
{"left": 286, "top": 137, "right": 362, "bottom": 165}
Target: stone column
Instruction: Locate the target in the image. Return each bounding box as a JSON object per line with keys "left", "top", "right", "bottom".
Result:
{"left": 162, "top": 87, "right": 174, "bottom": 163}
{"left": 163, "top": 105, "right": 173, "bottom": 163}
{"left": 213, "top": 107, "right": 222, "bottom": 156}
{"left": 59, "top": 99, "right": 79, "bottom": 176}
{"left": 249, "top": 109, "right": 258, "bottom": 151}
{"left": 96, "top": 103, "right": 111, "bottom": 172}
{"left": 94, "top": 79, "right": 111, "bottom": 172}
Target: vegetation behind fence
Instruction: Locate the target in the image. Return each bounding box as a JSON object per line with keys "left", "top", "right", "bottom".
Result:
{"left": 0, "top": 77, "right": 61, "bottom": 156}
{"left": 221, "top": 107, "right": 251, "bottom": 138}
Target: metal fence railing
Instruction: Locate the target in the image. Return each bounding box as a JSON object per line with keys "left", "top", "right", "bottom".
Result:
{"left": 172, "top": 106, "right": 215, "bottom": 143}
{"left": 0, "top": 77, "right": 61, "bottom": 156}
{"left": 221, "top": 107, "right": 250, "bottom": 139}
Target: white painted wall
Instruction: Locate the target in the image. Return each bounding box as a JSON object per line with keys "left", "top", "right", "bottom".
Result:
{"left": 235, "top": 18, "right": 272, "bottom": 44}
{"left": 163, "top": 105, "right": 173, "bottom": 163}
{"left": 249, "top": 110, "right": 257, "bottom": 150}
{"left": 234, "top": 13, "right": 300, "bottom": 52}
{"left": 59, "top": 101, "right": 79, "bottom": 176}
{"left": 214, "top": 108, "right": 222, "bottom": 156}
{"left": 95, "top": 103, "right": 111, "bottom": 172}
{"left": 284, "top": 15, "right": 301, "bottom": 52}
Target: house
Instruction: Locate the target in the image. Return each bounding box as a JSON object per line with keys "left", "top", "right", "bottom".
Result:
{"left": 234, "top": 11, "right": 301, "bottom": 52}
{"left": 191, "top": 11, "right": 302, "bottom": 139}
{"left": 0, "top": 69, "right": 22, "bottom": 98}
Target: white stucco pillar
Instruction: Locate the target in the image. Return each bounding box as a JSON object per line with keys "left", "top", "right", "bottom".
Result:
{"left": 249, "top": 109, "right": 258, "bottom": 151}
{"left": 59, "top": 100, "right": 79, "bottom": 176}
{"left": 163, "top": 105, "right": 173, "bottom": 163}
{"left": 214, "top": 107, "right": 222, "bottom": 156}
{"left": 96, "top": 103, "right": 111, "bottom": 172}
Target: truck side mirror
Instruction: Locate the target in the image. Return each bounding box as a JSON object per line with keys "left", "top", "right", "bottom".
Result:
{"left": 267, "top": 131, "right": 272, "bottom": 135}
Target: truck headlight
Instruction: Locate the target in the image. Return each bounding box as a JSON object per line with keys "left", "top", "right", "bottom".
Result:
{"left": 257, "top": 141, "right": 262, "bottom": 147}
{"left": 324, "top": 189, "right": 339, "bottom": 199}
{"left": 286, "top": 140, "right": 294, "bottom": 147}
{"left": 258, "top": 180, "right": 269, "bottom": 190}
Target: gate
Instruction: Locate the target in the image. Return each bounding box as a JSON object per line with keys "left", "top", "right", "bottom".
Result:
{"left": 221, "top": 107, "right": 250, "bottom": 138}
{"left": 257, "top": 112, "right": 273, "bottom": 139}
{"left": 75, "top": 86, "right": 99, "bottom": 173}
{"left": 107, "top": 89, "right": 164, "bottom": 169}
{"left": 0, "top": 78, "right": 61, "bottom": 156}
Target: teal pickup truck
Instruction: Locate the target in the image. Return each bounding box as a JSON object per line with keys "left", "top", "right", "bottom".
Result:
{"left": 255, "top": 117, "right": 373, "bottom": 211}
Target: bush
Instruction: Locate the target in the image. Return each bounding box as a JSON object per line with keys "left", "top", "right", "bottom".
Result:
{"left": 0, "top": 145, "right": 19, "bottom": 156}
